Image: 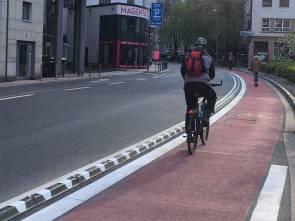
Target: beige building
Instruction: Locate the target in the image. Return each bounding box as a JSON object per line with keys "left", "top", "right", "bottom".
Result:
{"left": 0, "top": 0, "right": 44, "bottom": 82}
{"left": 250, "top": 0, "right": 295, "bottom": 63}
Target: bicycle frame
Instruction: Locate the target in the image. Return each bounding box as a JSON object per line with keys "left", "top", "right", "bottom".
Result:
{"left": 186, "top": 81, "right": 222, "bottom": 155}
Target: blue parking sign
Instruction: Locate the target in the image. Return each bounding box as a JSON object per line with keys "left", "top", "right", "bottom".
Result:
{"left": 150, "top": 3, "right": 163, "bottom": 27}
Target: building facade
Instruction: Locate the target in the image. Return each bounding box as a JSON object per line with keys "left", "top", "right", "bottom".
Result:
{"left": 0, "top": 0, "right": 44, "bottom": 82}
{"left": 86, "top": 0, "right": 154, "bottom": 69}
{"left": 250, "top": 0, "right": 295, "bottom": 62}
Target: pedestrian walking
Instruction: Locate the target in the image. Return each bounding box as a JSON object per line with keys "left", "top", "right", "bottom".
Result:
{"left": 251, "top": 54, "right": 261, "bottom": 87}
{"left": 228, "top": 53, "right": 233, "bottom": 70}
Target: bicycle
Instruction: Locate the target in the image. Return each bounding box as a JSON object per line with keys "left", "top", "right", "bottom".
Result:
{"left": 186, "top": 81, "right": 222, "bottom": 155}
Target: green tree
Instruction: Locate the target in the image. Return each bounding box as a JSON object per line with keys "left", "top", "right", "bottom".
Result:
{"left": 283, "top": 31, "right": 295, "bottom": 54}
{"left": 160, "top": 0, "right": 246, "bottom": 61}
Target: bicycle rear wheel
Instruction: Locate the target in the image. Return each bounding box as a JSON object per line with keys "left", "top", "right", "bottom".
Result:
{"left": 187, "top": 132, "right": 198, "bottom": 155}
{"left": 187, "top": 116, "right": 198, "bottom": 155}
{"left": 200, "top": 126, "right": 206, "bottom": 145}
{"left": 205, "top": 126, "right": 210, "bottom": 141}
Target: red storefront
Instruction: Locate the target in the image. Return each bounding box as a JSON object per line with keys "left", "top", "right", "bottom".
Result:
{"left": 96, "top": 4, "right": 149, "bottom": 69}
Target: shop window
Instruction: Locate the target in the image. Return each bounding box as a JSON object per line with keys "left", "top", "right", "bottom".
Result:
{"left": 262, "top": 18, "right": 270, "bottom": 32}
{"left": 262, "top": 0, "right": 272, "bottom": 7}
{"left": 121, "top": 17, "right": 127, "bottom": 32}
{"left": 127, "top": 17, "right": 136, "bottom": 33}
{"left": 275, "top": 19, "right": 291, "bottom": 32}
{"left": 280, "top": 0, "right": 289, "bottom": 7}
{"left": 136, "top": 18, "right": 140, "bottom": 33}
{"left": 22, "top": 1, "right": 32, "bottom": 21}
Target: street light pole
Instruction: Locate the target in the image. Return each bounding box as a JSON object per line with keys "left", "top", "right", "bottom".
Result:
{"left": 4, "top": 0, "right": 10, "bottom": 82}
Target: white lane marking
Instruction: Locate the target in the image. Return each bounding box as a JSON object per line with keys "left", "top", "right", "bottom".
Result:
{"left": 109, "top": 82, "right": 125, "bottom": 85}
{"left": 250, "top": 165, "right": 288, "bottom": 221}
{"left": 65, "top": 87, "right": 90, "bottom": 91}
{"left": 0, "top": 94, "right": 35, "bottom": 101}
{"left": 136, "top": 78, "right": 146, "bottom": 81}
{"left": 22, "top": 76, "right": 246, "bottom": 221}
{"left": 90, "top": 79, "right": 110, "bottom": 83}
{"left": 212, "top": 74, "right": 246, "bottom": 122}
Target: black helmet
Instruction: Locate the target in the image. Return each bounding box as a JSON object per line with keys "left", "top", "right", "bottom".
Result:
{"left": 194, "top": 37, "right": 207, "bottom": 47}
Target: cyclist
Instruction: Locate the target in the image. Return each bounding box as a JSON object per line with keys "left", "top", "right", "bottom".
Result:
{"left": 181, "top": 37, "right": 217, "bottom": 132}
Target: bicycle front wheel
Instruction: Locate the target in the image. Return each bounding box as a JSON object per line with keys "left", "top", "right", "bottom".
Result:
{"left": 187, "top": 132, "right": 198, "bottom": 155}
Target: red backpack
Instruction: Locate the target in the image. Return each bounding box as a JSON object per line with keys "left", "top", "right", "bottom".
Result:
{"left": 185, "top": 50, "right": 204, "bottom": 77}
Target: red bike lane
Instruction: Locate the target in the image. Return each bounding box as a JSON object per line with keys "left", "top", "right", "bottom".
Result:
{"left": 57, "top": 73, "right": 284, "bottom": 221}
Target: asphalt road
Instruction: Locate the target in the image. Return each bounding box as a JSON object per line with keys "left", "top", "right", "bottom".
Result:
{"left": 0, "top": 64, "right": 235, "bottom": 203}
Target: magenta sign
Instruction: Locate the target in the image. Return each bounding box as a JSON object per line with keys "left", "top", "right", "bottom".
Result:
{"left": 117, "top": 5, "right": 149, "bottom": 20}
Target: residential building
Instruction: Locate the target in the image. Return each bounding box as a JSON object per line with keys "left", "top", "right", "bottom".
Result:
{"left": 85, "top": 0, "right": 157, "bottom": 69}
{"left": 0, "top": 0, "right": 44, "bottom": 82}
{"left": 250, "top": 0, "right": 295, "bottom": 61}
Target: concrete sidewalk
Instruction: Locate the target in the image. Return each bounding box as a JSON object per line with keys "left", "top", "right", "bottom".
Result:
{"left": 0, "top": 64, "right": 167, "bottom": 88}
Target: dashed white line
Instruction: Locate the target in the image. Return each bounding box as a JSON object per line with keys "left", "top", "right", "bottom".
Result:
{"left": 250, "top": 165, "right": 288, "bottom": 221}
{"left": 136, "top": 78, "right": 146, "bottom": 81}
{"left": 109, "top": 82, "right": 125, "bottom": 85}
{"left": 65, "top": 87, "right": 90, "bottom": 91}
{"left": 0, "top": 94, "right": 35, "bottom": 101}
{"left": 90, "top": 79, "right": 110, "bottom": 83}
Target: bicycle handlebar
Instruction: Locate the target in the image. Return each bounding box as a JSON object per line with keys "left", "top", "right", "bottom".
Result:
{"left": 210, "top": 81, "right": 223, "bottom": 87}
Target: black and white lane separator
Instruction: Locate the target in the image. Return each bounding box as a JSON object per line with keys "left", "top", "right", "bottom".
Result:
{"left": 0, "top": 73, "right": 244, "bottom": 221}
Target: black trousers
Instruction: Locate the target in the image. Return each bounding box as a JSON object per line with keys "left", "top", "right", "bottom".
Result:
{"left": 184, "top": 81, "right": 217, "bottom": 131}
{"left": 184, "top": 81, "right": 217, "bottom": 113}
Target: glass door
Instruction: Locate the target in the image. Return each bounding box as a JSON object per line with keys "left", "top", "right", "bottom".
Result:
{"left": 17, "top": 42, "right": 35, "bottom": 79}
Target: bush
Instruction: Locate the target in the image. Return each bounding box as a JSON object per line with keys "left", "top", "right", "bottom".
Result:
{"left": 266, "top": 60, "right": 295, "bottom": 83}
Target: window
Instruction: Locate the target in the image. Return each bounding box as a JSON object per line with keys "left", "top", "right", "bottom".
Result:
{"left": 64, "top": 0, "right": 74, "bottom": 9}
{"left": 275, "top": 19, "right": 291, "bottom": 32}
{"left": 262, "top": 0, "right": 272, "bottom": 7}
{"left": 127, "top": 0, "right": 135, "bottom": 4}
{"left": 262, "top": 18, "right": 270, "bottom": 32}
{"left": 22, "top": 1, "right": 32, "bottom": 21}
{"left": 121, "top": 17, "right": 127, "bottom": 32}
{"left": 280, "top": 0, "right": 289, "bottom": 7}
{"left": 283, "top": 20, "right": 291, "bottom": 32}
{"left": 99, "top": 0, "right": 110, "bottom": 5}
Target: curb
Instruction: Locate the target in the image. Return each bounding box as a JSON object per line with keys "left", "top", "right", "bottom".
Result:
{"left": 0, "top": 71, "right": 146, "bottom": 88}
{"left": 260, "top": 74, "right": 295, "bottom": 112}
{"left": 0, "top": 72, "right": 241, "bottom": 221}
